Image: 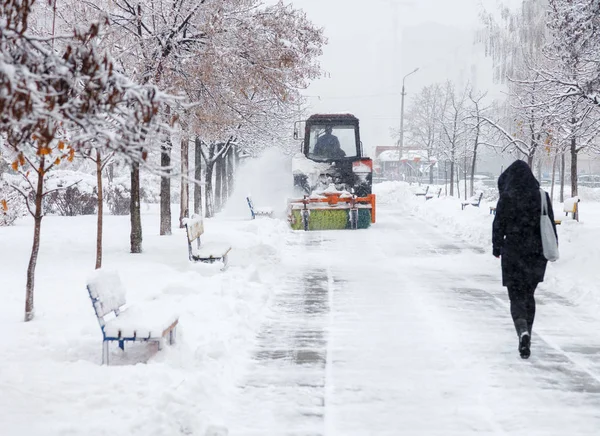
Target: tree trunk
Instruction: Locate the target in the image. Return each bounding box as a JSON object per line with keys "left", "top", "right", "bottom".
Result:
{"left": 194, "top": 136, "right": 203, "bottom": 216}
{"left": 226, "top": 145, "right": 235, "bottom": 200}
{"left": 25, "top": 156, "right": 46, "bottom": 322}
{"left": 107, "top": 162, "right": 114, "bottom": 183}
{"left": 463, "top": 157, "right": 467, "bottom": 200}
{"left": 205, "top": 160, "right": 215, "bottom": 218}
{"left": 571, "top": 136, "right": 578, "bottom": 197}
{"left": 130, "top": 162, "right": 142, "bottom": 253}
{"left": 179, "top": 136, "right": 189, "bottom": 228}
{"left": 470, "top": 133, "right": 479, "bottom": 197}
{"left": 444, "top": 161, "right": 448, "bottom": 195}
{"left": 215, "top": 145, "right": 223, "bottom": 213}
{"left": 95, "top": 150, "right": 103, "bottom": 270}
{"left": 449, "top": 151, "right": 455, "bottom": 197}
{"left": 456, "top": 165, "right": 461, "bottom": 199}
{"left": 560, "top": 153, "right": 565, "bottom": 203}
{"left": 528, "top": 113, "right": 536, "bottom": 167}
{"left": 160, "top": 138, "right": 172, "bottom": 235}
{"left": 550, "top": 152, "right": 557, "bottom": 202}
{"left": 429, "top": 162, "right": 434, "bottom": 184}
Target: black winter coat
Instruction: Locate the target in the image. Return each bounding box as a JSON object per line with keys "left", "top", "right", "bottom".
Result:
{"left": 492, "top": 160, "right": 558, "bottom": 287}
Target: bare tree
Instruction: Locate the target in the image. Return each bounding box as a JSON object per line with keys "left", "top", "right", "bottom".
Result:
{"left": 179, "top": 135, "right": 190, "bottom": 228}
{"left": 84, "top": 149, "right": 115, "bottom": 269}
{"left": 466, "top": 91, "right": 490, "bottom": 196}
{"left": 439, "top": 82, "right": 470, "bottom": 197}
{"left": 535, "top": 0, "right": 600, "bottom": 196}
{"left": 404, "top": 84, "right": 446, "bottom": 184}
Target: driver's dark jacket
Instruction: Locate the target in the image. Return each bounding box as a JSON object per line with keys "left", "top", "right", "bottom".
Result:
{"left": 313, "top": 134, "right": 346, "bottom": 159}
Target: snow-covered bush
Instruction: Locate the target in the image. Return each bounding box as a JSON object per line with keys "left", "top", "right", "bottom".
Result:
{"left": 105, "top": 174, "right": 161, "bottom": 215}
{"left": 474, "top": 179, "right": 498, "bottom": 202}
{"left": 43, "top": 171, "right": 98, "bottom": 216}
{"left": 105, "top": 177, "right": 130, "bottom": 215}
{"left": 140, "top": 174, "right": 161, "bottom": 204}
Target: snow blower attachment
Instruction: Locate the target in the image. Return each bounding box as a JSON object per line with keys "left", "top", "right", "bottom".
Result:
{"left": 287, "top": 113, "right": 376, "bottom": 230}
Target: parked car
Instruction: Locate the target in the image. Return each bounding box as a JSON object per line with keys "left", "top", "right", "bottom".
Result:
{"left": 579, "top": 174, "right": 600, "bottom": 188}
{"left": 473, "top": 174, "right": 496, "bottom": 187}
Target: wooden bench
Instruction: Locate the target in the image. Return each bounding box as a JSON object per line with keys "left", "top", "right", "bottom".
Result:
{"left": 184, "top": 214, "right": 231, "bottom": 267}
{"left": 414, "top": 186, "right": 429, "bottom": 197}
{"left": 425, "top": 187, "right": 442, "bottom": 200}
{"left": 461, "top": 191, "right": 484, "bottom": 210}
{"left": 246, "top": 196, "right": 274, "bottom": 219}
{"left": 86, "top": 270, "right": 178, "bottom": 365}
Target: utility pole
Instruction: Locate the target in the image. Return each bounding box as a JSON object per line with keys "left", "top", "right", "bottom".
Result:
{"left": 398, "top": 67, "right": 419, "bottom": 180}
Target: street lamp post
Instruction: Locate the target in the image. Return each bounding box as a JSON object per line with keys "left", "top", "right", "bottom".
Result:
{"left": 398, "top": 67, "right": 419, "bottom": 180}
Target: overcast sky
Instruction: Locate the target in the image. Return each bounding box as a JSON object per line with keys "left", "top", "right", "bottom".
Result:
{"left": 288, "top": 0, "right": 515, "bottom": 153}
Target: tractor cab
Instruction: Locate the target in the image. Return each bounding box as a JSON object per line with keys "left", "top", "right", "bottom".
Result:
{"left": 299, "top": 114, "right": 363, "bottom": 162}
{"left": 293, "top": 113, "right": 373, "bottom": 197}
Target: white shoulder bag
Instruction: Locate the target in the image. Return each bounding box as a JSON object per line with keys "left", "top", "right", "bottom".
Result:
{"left": 540, "top": 189, "right": 559, "bottom": 262}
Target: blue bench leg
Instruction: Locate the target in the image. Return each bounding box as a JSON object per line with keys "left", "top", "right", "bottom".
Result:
{"left": 102, "top": 340, "right": 109, "bottom": 365}
{"left": 118, "top": 340, "right": 125, "bottom": 351}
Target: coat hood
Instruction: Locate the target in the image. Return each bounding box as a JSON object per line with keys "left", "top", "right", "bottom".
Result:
{"left": 498, "top": 160, "right": 539, "bottom": 195}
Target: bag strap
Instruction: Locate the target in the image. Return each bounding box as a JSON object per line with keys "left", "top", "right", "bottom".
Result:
{"left": 540, "top": 189, "right": 548, "bottom": 216}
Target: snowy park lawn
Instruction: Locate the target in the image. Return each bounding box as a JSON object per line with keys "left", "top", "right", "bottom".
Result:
{"left": 0, "top": 205, "right": 289, "bottom": 435}
{"left": 375, "top": 181, "right": 600, "bottom": 314}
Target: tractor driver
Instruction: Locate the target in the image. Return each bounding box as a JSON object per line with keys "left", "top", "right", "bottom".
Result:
{"left": 313, "top": 126, "right": 346, "bottom": 159}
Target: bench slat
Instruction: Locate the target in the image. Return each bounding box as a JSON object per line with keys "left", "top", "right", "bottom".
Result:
{"left": 185, "top": 214, "right": 231, "bottom": 265}
{"left": 87, "top": 270, "right": 127, "bottom": 318}
{"left": 103, "top": 305, "right": 179, "bottom": 339}
{"left": 185, "top": 217, "right": 204, "bottom": 240}
{"left": 247, "top": 196, "right": 274, "bottom": 219}
{"left": 192, "top": 243, "right": 232, "bottom": 260}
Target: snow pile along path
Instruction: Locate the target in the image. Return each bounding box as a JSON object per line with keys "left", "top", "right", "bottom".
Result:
{"left": 0, "top": 206, "right": 289, "bottom": 436}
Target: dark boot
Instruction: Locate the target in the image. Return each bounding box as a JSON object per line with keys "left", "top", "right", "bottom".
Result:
{"left": 519, "top": 332, "right": 531, "bottom": 359}
{"left": 514, "top": 318, "right": 530, "bottom": 359}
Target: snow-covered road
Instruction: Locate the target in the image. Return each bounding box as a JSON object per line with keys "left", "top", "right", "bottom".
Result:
{"left": 228, "top": 205, "right": 600, "bottom": 435}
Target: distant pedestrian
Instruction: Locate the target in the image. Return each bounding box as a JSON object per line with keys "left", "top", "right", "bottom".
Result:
{"left": 492, "top": 160, "right": 558, "bottom": 359}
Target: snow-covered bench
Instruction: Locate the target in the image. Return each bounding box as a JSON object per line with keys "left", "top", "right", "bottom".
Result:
{"left": 555, "top": 196, "right": 580, "bottom": 224}
{"left": 461, "top": 191, "right": 483, "bottom": 210}
{"left": 414, "top": 186, "right": 429, "bottom": 197}
{"left": 425, "top": 187, "right": 442, "bottom": 200}
{"left": 86, "top": 270, "right": 178, "bottom": 365}
{"left": 184, "top": 214, "right": 231, "bottom": 267}
{"left": 564, "top": 196, "right": 580, "bottom": 221}
{"left": 246, "top": 196, "right": 274, "bottom": 219}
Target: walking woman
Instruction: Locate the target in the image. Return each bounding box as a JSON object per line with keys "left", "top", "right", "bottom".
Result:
{"left": 492, "top": 160, "right": 558, "bottom": 359}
